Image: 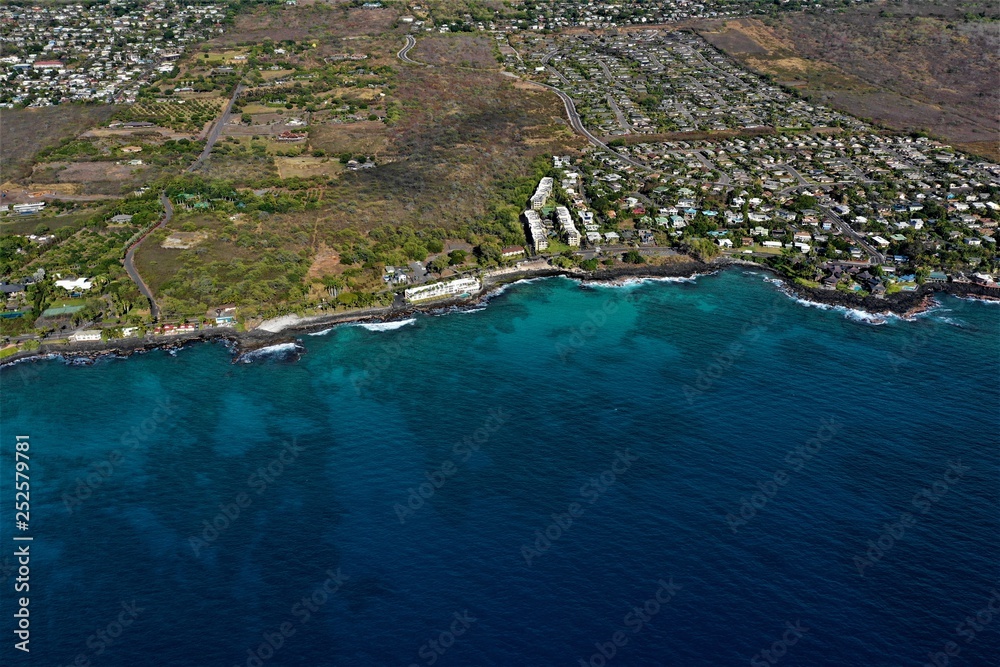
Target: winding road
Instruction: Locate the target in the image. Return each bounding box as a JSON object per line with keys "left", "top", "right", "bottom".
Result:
{"left": 123, "top": 193, "right": 172, "bottom": 321}
{"left": 397, "top": 35, "right": 429, "bottom": 67}
{"left": 118, "top": 80, "right": 243, "bottom": 319}
{"left": 501, "top": 72, "right": 652, "bottom": 174}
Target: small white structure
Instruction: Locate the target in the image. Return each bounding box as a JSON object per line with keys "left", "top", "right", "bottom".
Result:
{"left": 55, "top": 277, "right": 94, "bottom": 291}
{"left": 70, "top": 329, "right": 102, "bottom": 342}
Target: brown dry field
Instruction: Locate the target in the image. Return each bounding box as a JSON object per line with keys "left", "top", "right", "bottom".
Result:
{"left": 698, "top": 2, "right": 999, "bottom": 158}
{"left": 295, "top": 64, "right": 582, "bottom": 239}
{"left": 275, "top": 156, "right": 345, "bottom": 179}
{"left": 309, "top": 121, "right": 393, "bottom": 158}
{"left": 44, "top": 161, "right": 143, "bottom": 183}
{"left": 212, "top": 3, "right": 401, "bottom": 45}
{"left": 0, "top": 105, "right": 118, "bottom": 181}
{"left": 410, "top": 34, "right": 500, "bottom": 69}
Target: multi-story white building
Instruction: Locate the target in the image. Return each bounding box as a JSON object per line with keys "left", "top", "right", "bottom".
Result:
{"left": 530, "top": 177, "right": 554, "bottom": 210}
{"left": 523, "top": 209, "right": 549, "bottom": 252}
{"left": 555, "top": 206, "right": 581, "bottom": 246}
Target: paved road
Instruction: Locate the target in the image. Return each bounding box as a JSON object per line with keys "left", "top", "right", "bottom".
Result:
{"left": 690, "top": 150, "right": 730, "bottom": 187}
{"left": 606, "top": 93, "right": 632, "bottom": 134}
{"left": 397, "top": 35, "right": 429, "bottom": 66}
{"left": 123, "top": 193, "right": 172, "bottom": 321}
{"left": 188, "top": 82, "right": 244, "bottom": 173}
{"left": 502, "top": 72, "right": 651, "bottom": 173}
{"left": 825, "top": 209, "right": 885, "bottom": 264}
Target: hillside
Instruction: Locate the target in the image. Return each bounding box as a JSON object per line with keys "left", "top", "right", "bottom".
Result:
{"left": 699, "top": 0, "right": 1000, "bottom": 158}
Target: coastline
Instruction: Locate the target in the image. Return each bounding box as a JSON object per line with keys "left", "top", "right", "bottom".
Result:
{"left": 3, "top": 258, "right": 997, "bottom": 368}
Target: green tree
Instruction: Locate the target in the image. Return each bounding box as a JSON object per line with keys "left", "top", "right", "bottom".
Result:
{"left": 622, "top": 250, "right": 645, "bottom": 264}
{"left": 429, "top": 256, "right": 449, "bottom": 275}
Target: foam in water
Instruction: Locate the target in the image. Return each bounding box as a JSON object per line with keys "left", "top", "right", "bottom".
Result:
{"left": 355, "top": 318, "right": 416, "bottom": 331}
{"left": 240, "top": 342, "right": 302, "bottom": 362}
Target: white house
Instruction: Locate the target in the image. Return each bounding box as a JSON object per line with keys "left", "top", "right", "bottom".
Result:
{"left": 55, "top": 277, "right": 94, "bottom": 291}
{"left": 70, "top": 329, "right": 102, "bottom": 342}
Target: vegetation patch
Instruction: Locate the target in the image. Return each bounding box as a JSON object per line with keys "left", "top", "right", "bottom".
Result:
{"left": 0, "top": 105, "right": 118, "bottom": 182}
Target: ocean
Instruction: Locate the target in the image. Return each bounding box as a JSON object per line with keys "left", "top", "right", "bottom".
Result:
{"left": 1, "top": 270, "right": 998, "bottom": 667}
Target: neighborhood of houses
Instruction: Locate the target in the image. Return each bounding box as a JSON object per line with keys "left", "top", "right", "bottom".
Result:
{"left": 0, "top": 1, "right": 227, "bottom": 107}
{"left": 516, "top": 29, "right": 866, "bottom": 136}
{"left": 508, "top": 0, "right": 808, "bottom": 32}
{"left": 488, "top": 24, "right": 999, "bottom": 295}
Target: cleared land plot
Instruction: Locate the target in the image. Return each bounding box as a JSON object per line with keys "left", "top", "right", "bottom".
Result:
{"left": 309, "top": 121, "right": 392, "bottom": 158}
{"left": 134, "top": 4, "right": 579, "bottom": 314}
{"left": 275, "top": 156, "right": 344, "bottom": 179}
{"left": 0, "top": 105, "right": 118, "bottom": 181}
{"left": 44, "top": 162, "right": 144, "bottom": 183}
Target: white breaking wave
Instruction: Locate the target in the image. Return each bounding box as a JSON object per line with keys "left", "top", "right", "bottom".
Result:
{"left": 355, "top": 318, "right": 416, "bottom": 331}
{"left": 577, "top": 272, "right": 707, "bottom": 290}
{"left": 953, "top": 295, "right": 1000, "bottom": 305}
{"left": 306, "top": 327, "right": 334, "bottom": 337}
{"left": 765, "top": 278, "right": 896, "bottom": 326}
{"left": 240, "top": 342, "right": 301, "bottom": 362}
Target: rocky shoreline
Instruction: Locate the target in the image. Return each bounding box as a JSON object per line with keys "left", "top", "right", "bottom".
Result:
{"left": 2, "top": 260, "right": 996, "bottom": 368}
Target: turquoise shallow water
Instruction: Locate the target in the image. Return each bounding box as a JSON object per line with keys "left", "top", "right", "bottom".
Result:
{"left": 1, "top": 270, "right": 998, "bottom": 667}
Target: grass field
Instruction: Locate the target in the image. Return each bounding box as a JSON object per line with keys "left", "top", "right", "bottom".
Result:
{"left": 275, "top": 156, "right": 344, "bottom": 179}
{"left": 0, "top": 210, "right": 95, "bottom": 236}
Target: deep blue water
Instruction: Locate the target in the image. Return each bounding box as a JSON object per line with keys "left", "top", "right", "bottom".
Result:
{"left": 1, "top": 270, "right": 998, "bottom": 667}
